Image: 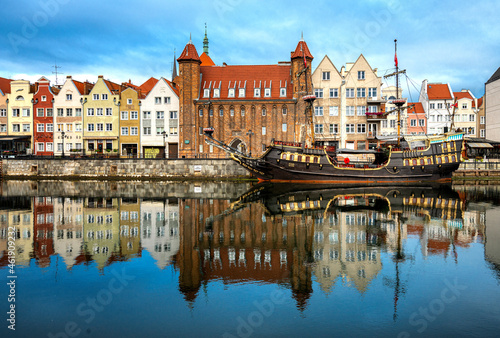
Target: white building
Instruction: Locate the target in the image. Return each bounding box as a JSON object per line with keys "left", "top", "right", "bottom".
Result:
{"left": 419, "top": 80, "right": 454, "bottom": 135}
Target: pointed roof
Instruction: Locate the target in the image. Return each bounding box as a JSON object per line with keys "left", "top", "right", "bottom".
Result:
{"left": 486, "top": 66, "right": 500, "bottom": 85}
{"left": 407, "top": 102, "right": 425, "bottom": 115}
{"left": 477, "top": 96, "right": 484, "bottom": 108}
{"left": 172, "top": 51, "right": 178, "bottom": 80}
{"left": 37, "top": 76, "right": 50, "bottom": 83}
{"left": 0, "top": 77, "right": 13, "bottom": 95}
{"left": 203, "top": 23, "right": 209, "bottom": 55}
{"left": 139, "top": 77, "right": 159, "bottom": 94}
{"left": 200, "top": 52, "right": 215, "bottom": 66}
{"left": 177, "top": 40, "right": 201, "bottom": 63}
{"left": 453, "top": 91, "right": 474, "bottom": 101}
{"left": 291, "top": 40, "right": 313, "bottom": 60}
{"left": 103, "top": 78, "right": 122, "bottom": 94}
{"left": 312, "top": 55, "right": 341, "bottom": 78}
{"left": 72, "top": 79, "right": 94, "bottom": 95}
{"left": 427, "top": 83, "right": 453, "bottom": 100}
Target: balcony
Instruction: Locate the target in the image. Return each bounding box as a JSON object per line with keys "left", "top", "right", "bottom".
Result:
{"left": 367, "top": 97, "right": 386, "bottom": 104}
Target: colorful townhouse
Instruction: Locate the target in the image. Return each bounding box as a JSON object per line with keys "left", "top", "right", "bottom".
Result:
{"left": 405, "top": 102, "right": 427, "bottom": 135}
{"left": 7, "top": 80, "right": 33, "bottom": 153}
{"left": 312, "top": 54, "right": 385, "bottom": 150}
{"left": 453, "top": 89, "right": 478, "bottom": 137}
{"left": 81, "top": 76, "right": 121, "bottom": 154}
{"left": 0, "top": 77, "right": 12, "bottom": 142}
{"left": 33, "top": 77, "right": 57, "bottom": 156}
{"left": 53, "top": 76, "right": 93, "bottom": 156}
{"left": 140, "top": 77, "right": 179, "bottom": 158}
{"left": 119, "top": 85, "right": 142, "bottom": 157}
{"left": 419, "top": 80, "right": 454, "bottom": 135}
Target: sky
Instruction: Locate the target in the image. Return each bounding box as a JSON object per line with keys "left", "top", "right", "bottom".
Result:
{"left": 1, "top": 0, "right": 499, "bottom": 100}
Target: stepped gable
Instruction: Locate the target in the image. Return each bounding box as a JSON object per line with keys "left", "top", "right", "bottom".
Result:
{"left": 427, "top": 83, "right": 453, "bottom": 100}
{"left": 199, "top": 64, "right": 293, "bottom": 100}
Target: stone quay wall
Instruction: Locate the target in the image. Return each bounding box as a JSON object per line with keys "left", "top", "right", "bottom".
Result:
{"left": 0, "top": 158, "right": 251, "bottom": 180}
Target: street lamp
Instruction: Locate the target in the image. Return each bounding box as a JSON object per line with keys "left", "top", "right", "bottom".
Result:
{"left": 161, "top": 130, "right": 168, "bottom": 158}
{"left": 246, "top": 129, "right": 254, "bottom": 156}
{"left": 61, "top": 131, "right": 66, "bottom": 157}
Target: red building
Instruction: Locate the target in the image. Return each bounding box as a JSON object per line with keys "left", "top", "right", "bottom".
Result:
{"left": 33, "top": 77, "right": 58, "bottom": 156}
{"left": 33, "top": 197, "right": 55, "bottom": 267}
{"left": 406, "top": 102, "right": 427, "bottom": 135}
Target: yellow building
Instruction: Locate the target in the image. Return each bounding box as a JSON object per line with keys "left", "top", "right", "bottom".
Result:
{"left": 119, "top": 87, "right": 142, "bottom": 157}
{"left": 119, "top": 198, "right": 141, "bottom": 258}
{"left": 81, "top": 76, "right": 121, "bottom": 154}
{"left": 453, "top": 89, "right": 478, "bottom": 137}
{"left": 53, "top": 197, "right": 84, "bottom": 270}
{"left": 7, "top": 80, "right": 33, "bottom": 153}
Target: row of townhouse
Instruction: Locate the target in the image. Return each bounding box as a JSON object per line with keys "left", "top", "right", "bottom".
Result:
{"left": 0, "top": 33, "right": 489, "bottom": 157}
{"left": 0, "top": 74, "right": 179, "bottom": 158}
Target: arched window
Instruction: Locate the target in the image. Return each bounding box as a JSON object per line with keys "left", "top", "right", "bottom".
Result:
{"left": 219, "top": 105, "right": 224, "bottom": 117}
{"left": 282, "top": 105, "right": 287, "bottom": 115}
{"left": 16, "top": 95, "right": 24, "bottom": 101}
{"left": 229, "top": 105, "right": 235, "bottom": 117}
{"left": 240, "top": 106, "right": 245, "bottom": 116}
{"left": 261, "top": 105, "right": 267, "bottom": 116}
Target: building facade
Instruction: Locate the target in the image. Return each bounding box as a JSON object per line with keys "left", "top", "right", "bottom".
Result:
{"left": 485, "top": 67, "right": 500, "bottom": 141}
{"left": 7, "top": 80, "right": 33, "bottom": 153}
{"left": 33, "top": 77, "right": 56, "bottom": 156}
{"left": 453, "top": 89, "right": 478, "bottom": 137}
{"left": 419, "top": 80, "right": 454, "bottom": 135}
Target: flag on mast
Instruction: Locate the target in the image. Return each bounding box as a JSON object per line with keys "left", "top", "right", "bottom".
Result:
{"left": 394, "top": 52, "right": 398, "bottom": 68}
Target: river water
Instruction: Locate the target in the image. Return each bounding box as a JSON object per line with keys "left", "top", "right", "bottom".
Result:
{"left": 1, "top": 181, "right": 500, "bottom": 338}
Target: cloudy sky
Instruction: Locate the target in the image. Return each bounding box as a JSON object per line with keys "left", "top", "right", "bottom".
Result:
{"left": 1, "top": 0, "right": 499, "bottom": 100}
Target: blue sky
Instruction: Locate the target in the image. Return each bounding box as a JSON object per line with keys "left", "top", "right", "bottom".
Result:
{"left": 0, "top": 0, "right": 499, "bottom": 100}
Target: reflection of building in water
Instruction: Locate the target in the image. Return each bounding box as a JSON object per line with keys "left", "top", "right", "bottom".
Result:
{"left": 178, "top": 198, "right": 314, "bottom": 310}
{"left": 119, "top": 198, "right": 142, "bottom": 259}
{"left": 140, "top": 198, "right": 180, "bottom": 269}
{"left": 485, "top": 206, "right": 500, "bottom": 276}
{"left": 313, "top": 206, "right": 383, "bottom": 294}
{"left": 82, "top": 197, "right": 120, "bottom": 270}
{"left": 53, "top": 197, "right": 84, "bottom": 269}
{"left": 34, "top": 197, "right": 55, "bottom": 267}
{"left": 0, "top": 197, "right": 33, "bottom": 266}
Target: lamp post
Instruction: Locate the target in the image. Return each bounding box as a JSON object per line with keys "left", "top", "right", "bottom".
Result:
{"left": 161, "top": 130, "right": 168, "bottom": 158}
{"left": 61, "top": 131, "right": 66, "bottom": 157}
{"left": 80, "top": 97, "right": 87, "bottom": 156}
{"left": 246, "top": 129, "right": 254, "bottom": 156}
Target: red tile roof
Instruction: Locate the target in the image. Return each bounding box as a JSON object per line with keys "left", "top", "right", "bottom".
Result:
{"left": 477, "top": 97, "right": 483, "bottom": 108}
{"left": 73, "top": 79, "right": 94, "bottom": 95}
{"left": 453, "top": 91, "right": 473, "bottom": 101}
{"left": 200, "top": 52, "right": 215, "bottom": 66}
{"left": 103, "top": 79, "right": 122, "bottom": 94}
{"left": 164, "top": 78, "right": 179, "bottom": 97}
{"left": 199, "top": 64, "right": 293, "bottom": 100}
{"left": 139, "top": 77, "right": 159, "bottom": 94}
{"left": 407, "top": 102, "right": 425, "bottom": 115}
{"left": 0, "top": 77, "right": 12, "bottom": 94}
{"left": 291, "top": 40, "right": 313, "bottom": 60}
{"left": 177, "top": 42, "right": 201, "bottom": 63}
{"left": 427, "top": 83, "right": 452, "bottom": 100}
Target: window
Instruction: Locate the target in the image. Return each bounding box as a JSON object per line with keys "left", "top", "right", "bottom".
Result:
{"left": 96, "top": 108, "right": 103, "bottom": 116}
{"left": 87, "top": 124, "right": 94, "bottom": 132}
{"left": 74, "top": 108, "right": 80, "bottom": 117}
{"left": 329, "top": 106, "right": 338, "bottom": 116}
{"left": 106, "top": 123, "right": 112, "bottom": 131}
{"left": 12, "top": 109, "right": 20, "bottom": 117}
{"left": 41, "top": 95, "right": 46, "bottom": 102}
{"left": 314, "top": 124, "right": 324, "bottom": 134}
{"left": 329, "top": 88, "right": 339, "bottom": 98}
{"left": 37, "top": 108, "right": 44, "bottom": 117}
{"left": 22, "top": 124, "right": 30, "bottom": 132}
{"left": 239, "top": 88, "right": 245, "bottom": 97}
{"left": 66, "top": 108, "right": 73, "bottom": 117}
{"left": 346, "top": 124, "right": 355, "bottom": 133}
{"left": 218, "top": 108, "right": 223, "bottom": 117}
{"left": 131, "top": 127, "right": 138, "bottom": 135}
{"left": 346, "top": 88, "right": 354, "bottom": 98}
{"left": 469, "top": 114, "right": 475, "bottom": 122}
{"left": 143, "top": 127, "right": 151, "bottom": 135}
{"left": 66, "top": 94, "right": 72, "bottom": 100}
{"left": 357, "top": 88, "right": 366, "bottom": 98}
{"left": 169, "top": 127, "right": 178, "bottom": 135}
{"left": 410, "top": 119, "right": 417, "bottom": 127}
{"left": 22, "top": 108, "right": 30, "bottom": 117}
{"left": 382, "top": 120, "right": 387, "bottom": 128}
{"left": 211, "top": 88, "right": 219, "bottom": 98}
{"left": 262, "top": 108, "right": 266, "bottom": 116}
{"left": 0, "top": 124, "right": 6, "bottom": 132}
{"left": 57, "top": 108, "right": 64, "bottom": 117}
{"left": 209, "top": 108, "right": 213, "bottom": 117}
{"left": 346, "top": 106, "right": 355, "bottom": 116}
{"left": 368, "top": 87, "right": 377, "bottom": 98}
{"left": 127, "top": 98, "right": 133, "bottom": 105}
{"left": 262, "top": 126, "right": 266, "bottom": 135}
{"left": 228, "top": 88, "right": 235, "bottom": 98}
{"left": 143, "top": 111, "right": 151, "bottom": 119}
{"left": 37, "top": 143, "right": 44, "bottom": 152}
{"left": 282, "top": 106, "right": 287, "bottom": 115}
{"left": 46, "top": 124, "right": 53, "bottom": 132}
{"left": 329, "top": 124, "right": 338, "bottom": 134}
{"left": 437, "top": 103, "right": 443, "bottom": 109}
{"left": 367, "top": 106, "right": 377, "bottom": 113}
{"left": 230, "top": 108, "right": 234, "bottom": 116}
{"left": 0, "top": 109, "right": 5, "bottom": 117}
{"left": 87, "top": 108, "right": 94, "bottom": 116}
{"left": 203, "top": 89, "right": 210, "bottom": 98}
{"left": 199, "top": 108, "right": 203, "bottom": 117}
{"left": 240, "top": 107, "right": 245, "bottom": 116}
{"left": 157, "top": 111, "right": 164, "bottom": 119}
{"left": 121, "top": 127, "right": 128, "bottom": 135}
{"left": 156, "top": 127, "right": 164, "bottom": 135}
{"left": 358, "top": 71, "right": 365, "bottom": 80}
{"left": 93, "top": 94, "right": 99, "bottom": 100}
{"left": 131, "top": 111, "right": 138, "bottom": 119}
{"left": 102, "top": 94, "right": 108, "bottom": 100}
{"left": 46, "top": 143, "right": 53, "bottom": 151}
{"left": 282, "top": 123, "right": 287, "bottom": 132}
{"left": 37, "top": 124, "right": 44, "bottom": 132}
{"left": 462, "top": 103, "right": 468, "bottom": 109}
{"left": 96, "top": 123, "right": 103, "bottom": 131}
{"left": 121, "top": 111, "right": 128, "bottom": 120}
{"left": 357, "top": 124, "right": 366, "bottom": 133}
{"left": 480, "top": 129, "right": 485, "bottom": 137}
{"left": 74, "top": 124, "right": 81, "bottom": 132}
{"left": 280, "top": 88, "right": 286, "bottom": 96}
{"left": 322, "top": 71, "right": 330, "bottom": 80}
{"left": 314, "top": 107, "right": 324, "bottom": 116}
{"left": 314, "top": 89, "right": 323, "bottom": 98}
{"left": 12, "top": 124, "right": 20, "bottom": 132}
{"left": 480, "top": 116, "right": 485, "bottom": 124}
{"left": 419, "top": 119, "right": 425, "bottom": 126}
{"left": 430, "top": 103, "right": 435, "bottom": 109}
{"left": 155, "top": 97, "right": 161, "bottom": 104}
{"left": 264, "top": 88, "right": 271, "bottom": 97}
{"left": 357, "top": 106, "right": 366, "bottom": 116}
{"left": 390, "top": 120, "right": 396, "bottom": 128}
{"left": 57, "top": 124, "right": 63, "bottom": 132}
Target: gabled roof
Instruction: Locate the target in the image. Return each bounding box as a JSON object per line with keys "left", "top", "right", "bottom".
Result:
{"left": 486, "top": 67, "right": 500, "bottom": 85}
{"left": 199, "top": 64, "right": 293, "bottom": 100}
{"left": 103, "top": 79, "right": 121, "bottom": 95}
{"left": 37, "top": 76, "right": 50, "bottom": 82}
{"left": 164, "top": 78, "right": 179, "bottom": 97}
{"left": 177, "top": 42, "right": 201, "bottom": 63}
{"left": 291, "top": 40, "right": 313, "bottom": 60}
{"left": 0, "top": 77, "right": 12, "bottom": 95}
{"left": 453, "top": 91, "right": 473, "bottom": 101}
{"left": 427, "top": 83, "right": 453, "bottom": 100}
{"left": 139, "top": 77, "right": 159, "bottom": 94}
{"left": 200, "top": 52, "right": 215, "bottom": 66}
{"left": 477, "top": 97, "right": 484, "bottom": 108}
{"left": 312, "top": 55, "right": 341, "bottom": 78}
{"left": 73, "top": 79, "right": 94, "bottom": 95}
{"left": 407, "top": 102, "right": 425, "bottom": 115}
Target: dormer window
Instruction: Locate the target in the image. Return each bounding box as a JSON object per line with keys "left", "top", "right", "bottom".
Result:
{"left": 239, "top": 88, "right": 245, "bottom": 97}
{"left": 254, "top": 88, "right": 260, "bottom": 97}
{"left": 203, "top": 89, "right": 210, "bottom": 98}
{"left": 280, "top": 88, "right": 286, "bottom": 97}
{"left": 228, "top": 88, "right": 235, "bottom": 98}
{"left": 41, "top": 96, "right": 47, "bottom": 102}
{"left": 213, "top": 88, "right": 220, "bottom": 98}
{"left": 264, "top": 88, "right": 271, "bottom": 97}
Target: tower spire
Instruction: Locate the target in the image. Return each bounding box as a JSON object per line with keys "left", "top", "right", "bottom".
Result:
{"left": 203, "top": 23, "right": 209, "bottom": 55}
{"left": 172, "top": 49, "right": 177, "bottom": 80}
